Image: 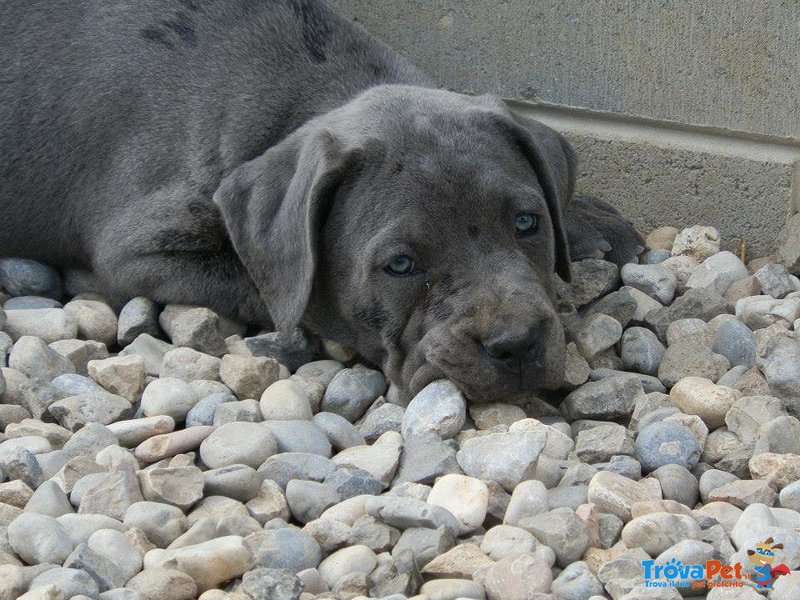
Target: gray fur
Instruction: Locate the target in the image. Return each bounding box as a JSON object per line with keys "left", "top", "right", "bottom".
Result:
{"left": 0, "top": 0, "right": 640, "bottom": 401}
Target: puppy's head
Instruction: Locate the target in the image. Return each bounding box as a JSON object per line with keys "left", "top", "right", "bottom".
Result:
{"left": 214, "top": 85, "right": 575, "bottom": 402}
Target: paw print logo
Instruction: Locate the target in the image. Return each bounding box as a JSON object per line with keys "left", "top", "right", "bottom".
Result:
{"left": 662, "top": 557, "right": 683, "bottom": 580}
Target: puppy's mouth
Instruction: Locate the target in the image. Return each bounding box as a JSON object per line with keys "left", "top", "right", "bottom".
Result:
{"left": 400, "top": 325, "right": 565, "bottom": 403}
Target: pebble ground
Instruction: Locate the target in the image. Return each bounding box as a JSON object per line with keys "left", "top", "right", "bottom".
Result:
{"left": 0, "top": 224, "right": 799, "bottom": 600}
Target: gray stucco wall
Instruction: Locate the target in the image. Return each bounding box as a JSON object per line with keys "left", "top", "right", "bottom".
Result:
{"left": 334, "top": 0, "right": 800, "bottom": 257}
{"left": 336, "top": 0, "right": 800, "bottom": 139}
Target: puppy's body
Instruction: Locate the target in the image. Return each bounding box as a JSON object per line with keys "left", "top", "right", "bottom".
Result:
{"left": 1, "top": 0, "right": 640, "bottom": 400}
{"left": 2, "top": 0, "right": 424, "bottom": 321}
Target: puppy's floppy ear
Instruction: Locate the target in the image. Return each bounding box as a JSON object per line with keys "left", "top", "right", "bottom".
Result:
{"left": 507, "top": 113, "right": 577, "bottom": 281}
{"left": 213, "top": 128, "right": 354, "bottom": 330}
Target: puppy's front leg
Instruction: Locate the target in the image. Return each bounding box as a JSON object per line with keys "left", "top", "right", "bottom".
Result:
{"left": 92, "top": 194, "right": 272, "bottom": 326}
{"left": 564, "top": 195, "right": 645, "bottom": 267}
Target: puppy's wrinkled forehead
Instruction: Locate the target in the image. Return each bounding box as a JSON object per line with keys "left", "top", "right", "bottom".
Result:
{"left": 332, "top": 85, "right": 545, "bottom": 198}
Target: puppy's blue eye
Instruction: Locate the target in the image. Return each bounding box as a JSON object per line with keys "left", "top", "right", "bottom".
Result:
{"left": 515, "top": 212, "right": 539, "bottom": 235}
{"left": 385, "top": 254, "right": 417, "bottom": 276}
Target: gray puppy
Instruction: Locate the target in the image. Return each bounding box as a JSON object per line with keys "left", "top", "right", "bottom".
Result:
{"left": 0, "top": 0, "right": 641, "bottom": 401}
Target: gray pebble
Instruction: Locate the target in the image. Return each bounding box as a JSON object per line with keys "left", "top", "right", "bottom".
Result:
{"left": 245, "top": 327, "right": 316, "bottom": 371}
{"left": 184, "top": 392, "right": 236, "bottom": 427}
{"left": 518, "top": 506, "right": 590, "bottom": 567}
{"left": 140, "top": 377, "right": 199, "bottom": 421}
{"left": 203, "top": 464, "right": 262, "bottom": 502}
{"left": 759, "top": 336, "right": 800, "bottom": 415}
{"left": 685, "top": 251, "right": 748, "bottom": 296}
{"left": 779, "top": 480, "right": 800, "bottom": 511}
{"left": 620, "top": 327, "right": 665, "bottom": 376}
{"left": 159, "top": 347, "right": 221, "bottom": 382}
{"left": 219, "top": 354, "right": 280, "bottom": 400}
{"left": 754, "top": 263, "right": 798, "bottom": 298}
{"left": 392, "top": 433, "right": 460, "bottom": 486}
{"left": 589, "top": 368, "right": 666, "bottom": 394}
{"left": 138, "top": 463, "right": 203, "bottom": 510}
{"left": 117, "top": 297, "right": 162, "bottom": 347}
{"left": 653, "top": 540, "right": 715, "bottom": 589}
{"left": 3, "top": 308, "right": 78, "bottom": 343}
{"left": 640, "top": 249, "right": 671, "bottom": 264}
{"left": 241, "top": 567, "right": 303, "bottom": 600}
{"left": 392, "top": 527, "right": 455, "bottom": 566}
{"left": 63, "top": 298, "right": 118, "bottom": 348}
{"left": 62, "top": 423, "right": 118, "bottom": 460}
{"left": 257, "top": 452, "right": 336, "bottom": 489}
{"left": 716, "top": 364, "right": 749, "bottom": 386}
{"left": 50, "top": 339, "right": 109, "bottom": 376}
{"left": 658, "top": 340, "right": 730, "bottom": 387}
{"left": 755, "top": 415, "right": 800, "bottom": 455}
{"left": 574, "top": 314, "right": 623, "bottom": 359}
{"left": 0, "top": 258, "right": 62, "bottom": 299}
{"left": 581, "top": 289, "right": 638, "bottom": 328}
{"left": 259, "top": 378, "right": 314, "bottom": 421}
{"left": 646, "top": 288, "right": 731, "bottom": 341}
{"left": 650, "top": 464, "right": 699, "bottom": 507}
{"left": 320, "top": 366, "right": 387, "bottom": 423}
{"left": 29, "top": 567, "right": 99, "bottom": 599}
{"left": 548, "top": 485, "right": 590, "bottom": 511}
{"left": 48, "top": 392, "right": 131, "bottom": 431}
{"left": 456, "top": 430, "right": 543, "bottom": 492}
{"left": 51, "top": 374, "right": 106, "bottom": 396}
{"left": 313, "top": 412, "right": 366, "bottom": 451}
{"left": 118, "top": 334, "right": 174, "bottom": 377}
{"left": 365, "top": 495, "right": 460, "bottom": 537}
{"left": 56, "top": 513, "right": 126, "bottom": 547}
{"left": 576, "top": 424, "right": 635, "bottom": 464}
{"left": 735, "top": 295, "right": 800, "bottom": 329}
{"left": 725, "top": 395, "right": 785, "bottom": 447}
{"left": 262, "top": 420, "right": 332, "bottom": 457}
{"left": 600, "top": 455, "right": 643, "bottom": 481}
{"left": 87, "top": 528, "right": 143, "bottom": 584}
{"left": 199, "top": 422, "right": 277, "bottom": 469}
{"left": 4, "top": 296, "right": 62, "bottom": 310}
{"left": 294, "top": 359, "right": 344, "bottom": 387}
{"left": 555, "top": 258, "right": 619, "bottom": 307}
{"left": 285, "top": 480, "right": 341, "bottom": 524}
{"left": 635, "top": 422, "right": 702, "bottom": 472}
{"left": 10, "top": 336, "right": 75, "bottom": 383}
{"left": 246, "top": 528, "right": 322, "bottom": 572}
{"left": 212, "top": 399, "right": 262, "bottom": 425}
{"left": 124, "top": 501, "right": 186, "bottom": 548}
{"left": 159, "top": 305, "right": 242, "bottom": 357}
{"left": 708, "top": 479, "right": 777, "bottom": 508}
{"left": 0, "top": 444, "right": 43, "bottom": 488}
{"left": 64, "top": 542, "right": 126, "bottom": 591}
{"left": 550, "top": 560, "right": 604, "bottom": 600}
{"left": 325, "top": 466, "right": 384, "bottom": 500}
{"left": 356, "top": 403, "right": 405, "bottom": 442}
{"left": 620, "top": 263, "right": 677, "bottom": 304}
{"left": 401, "top": 380, "right": 466, "bottom": 440}
{"left": 699, "top": 469, "right": 740, "bottom": 503}
{"left": 24, "top": 480, "right": 74, "bottom": 518}
{"left": 563, "top": 375, "right": 643, "bottom": 420}
{"left": 712, "top": 318, "right": 756, "bottom": 368}
{"left": 8, "top": 512, "right": 75, "bottom": 565}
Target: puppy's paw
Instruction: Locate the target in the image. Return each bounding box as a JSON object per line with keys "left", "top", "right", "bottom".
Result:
{"left": 565, "top": 195, "right": 645, "bottom": 267}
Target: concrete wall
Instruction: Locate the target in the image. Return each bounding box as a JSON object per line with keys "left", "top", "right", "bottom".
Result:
{"left": 334, "top": 0, "right": 800, "bottom": 258}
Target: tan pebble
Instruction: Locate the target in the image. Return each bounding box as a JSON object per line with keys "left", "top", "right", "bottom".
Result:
{"left": 134, "top": 426, "right": 215, "bottom": 463}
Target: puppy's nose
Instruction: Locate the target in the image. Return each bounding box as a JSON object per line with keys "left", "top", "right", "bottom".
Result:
{"left": 483, "top": 326, "right": 541, "bottom": 372}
